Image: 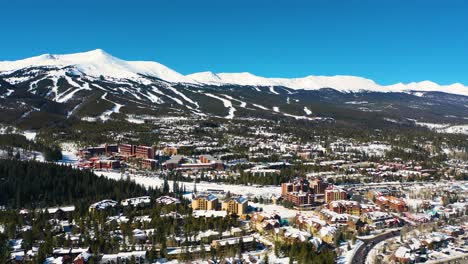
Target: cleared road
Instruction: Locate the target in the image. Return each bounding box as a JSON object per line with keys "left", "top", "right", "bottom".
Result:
{"left": 351, "top": 230, "right": 400, "bottom": 264}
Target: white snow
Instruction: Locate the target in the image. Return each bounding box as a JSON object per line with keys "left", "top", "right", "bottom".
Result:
{"left": 443, "top": 125, "right": 468, "bottom": 134}
{"left": 0, "top": 49, "right": 193, "bottom": 83}
{"left": 97, "top": 171, "right": 281, "bottom": 200}
{"left": 151, "top": 86, "right": 184, "bottom": 105}
{"left": 205, "top": 93, "right": 236, "bottom": 119}
{"left": 345, "top": 101, "right": 368, "bottom": 105}
{"left": 126, "top": 115, "right": 145, "bottom": 124}
{"left": 4, "top": 76, "right": 31, "bottom": 84}
{"left": 269, "top": 86, "right": 279, "bottom": 95}
{"left": 0, "top": 89, "right": 14, "bottom": 98}
{"left": 221, "top": 94, "right": 247, "bottom": 108}
{"left": 140, "top": 91, "right": 163, "bottom": 104}
{"left": 253, "top": 104, "right": 269, "bottom": 110}
{"left": 0, "top": 49, "right": 468, "bottom": 96}
{"left": 304, "top": 106, "right": 312, "bottom": 115}
{"left": 99, "top": 92, "right": 124, "bottom": 121}
{"left": 273, "top": 106, "right": 280, "bottom": 112}
{"left": 166, "top": 86, "right": 199, "bottom": 107}
{"left": 338, "top": 240, "right": 364, "bottom": 264}
{"left": 190, "top": 72, "right": 468, "bottom": 97}
{"left": 22, "top": 131, "right": 37, "bottom": 141}
{"left": 1, "top": 49, "right": 467, "bottom": 96}
{"left": 59, "top": 142, "right": 79, "bottom": 164}
{"left": 414, "top": 122, "right": 468, "bottom": 135}
{"left": 55, "top": 81, "right": 92, "bottom": 103}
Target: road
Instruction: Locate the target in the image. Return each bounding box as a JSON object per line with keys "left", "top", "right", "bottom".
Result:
{"left": 351, "top": 230, "right": 400, "bottom": 264}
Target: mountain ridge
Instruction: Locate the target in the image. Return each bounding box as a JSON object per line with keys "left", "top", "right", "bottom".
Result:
{"left": 1, "top": 49, "right": 467, "bottom": 96}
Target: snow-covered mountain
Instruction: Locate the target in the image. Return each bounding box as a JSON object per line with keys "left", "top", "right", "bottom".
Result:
{"left": 0, "top": 49, "right": 467, "bottom": 129}
{"left": 0, "top": 49, "right": 191, "bottom": 83}
{"left": 1, "top": 49, "right": 467, "bottom": 96}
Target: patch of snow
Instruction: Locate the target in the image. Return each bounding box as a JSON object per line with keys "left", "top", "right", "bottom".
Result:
{"left": 97, "top": 171, "right": 280, "bottom": 200}
{"left": 81, "top": 116, "right": 97, "bottom": 122}
{"left": 56, "top": 81, "right": 92, "bottom": 103}
{"left": 22, "top": 131, "right": 37, "bottom": 141}
{"left": 0, "top": 89, "right": 14, "bottom": 99}
{"left": 152, "top": 86, "right": 183, "bottom": 105}
{"left": 166, "top": 86, "right": 199, "bottom": 108}
{"left": 345, "top": 101, "right": 368, "bottom": 105}
{"left": 269, "top": 86, "right": 279, "bottom": 95}
{"left": 58, "top": 142, "right": 79, "bottom": 164}
{"left": 221, "top": 94, "right": 247, "bottom": 108}
{"left": 253, "top": 104, "right": 269, "bottom": 110}
{"left": 414, "top": 121, "right": 468, "bottom": 135}
{"left": 99, "top": 92, "right": 124, "bottom": 121}
{"left": 4, "top": 76, "right": 31, "bottom": 84}
{"left": 126, "top": 115, "right": 145, "bottom": 124}
{"left": 204, "top": 93, "right": 236, "bottom": 119}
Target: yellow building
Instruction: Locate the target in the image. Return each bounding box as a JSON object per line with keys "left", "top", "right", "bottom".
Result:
{"left": 163, "top": 146, "right": 178, "bottom": 156}
{"left": 192, "top": 194, "right": 219, "bottom": 210}
{"left": 222, "top": 197, "right": 248, "bottom": 215}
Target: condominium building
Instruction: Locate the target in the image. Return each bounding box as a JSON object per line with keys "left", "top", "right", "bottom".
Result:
{"left": 222, "top": 196, "right": 248, "bottom": 215}
{"left": 325, "top": 186, "right": 347, "bottom": 203}
{"left": 192, "top": 194, "right": 219, "bottom": 211}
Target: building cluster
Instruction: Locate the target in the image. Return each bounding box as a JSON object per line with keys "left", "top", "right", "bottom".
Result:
{"left": 76, "top": 143, "right": 226, "bottom": 172}
{"left": 191, "top": 194, "right": 248, "bottom": 216}
{"left": 163, "top": 154, "right": 224, "bottom": 171}
{"left": 280, "top": 177, "right": 329, "bottom": 207}
{"left": 394, "top": 227, "right": 467, "bottom": 263}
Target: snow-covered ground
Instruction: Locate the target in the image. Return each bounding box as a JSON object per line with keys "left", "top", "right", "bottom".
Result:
{"left": 249, "top": 202, "right": 299, "bottom": 219}
{"left": 167, "top": 86, "right": 199, "bottom": 106}
{"left": 3, "top": 49, "right": 468, "bottom": 96}
{"left": 337, "top": 240, "right": 364, "bottom": 264}
{"left": 253, "top": 104, "right": 269, "bottom": 110}
{"left": 221, "top": 94, "right": 247, "bottom": 108}
{"left": 348, "top": 143, "right": 391, "bottom": 157}
{"left": 99, "top": 92, "right": 124, "bottom": 121}
{"left": 365, "top": 239, "right": 389, "bottom": 264}
{"left": 22, "top": 131, "right": 36, "bottom": 141}
{"left": 126, "top": 115, "right": 145, "bottom": 124}
{"left": 96, "top": 171, "right": 281, "bottom": 199}
{"left": 59, "top": 142, "right": 79, "bottom": 164}
{"left": 269, "top": 86, "right": 279, "bottom": 95}
{"left": 414, "top": 122, "right": 468, "bottom": 135}
{"left": 204, "top": 93, "right": 236, "bottom": 119}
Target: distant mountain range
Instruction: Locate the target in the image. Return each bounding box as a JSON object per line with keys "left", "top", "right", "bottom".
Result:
{"left": 0, "top": 49, "right": 467, "bottom": 130}
{"left": 1, "top": 49, "right": 467, "bottom": 96}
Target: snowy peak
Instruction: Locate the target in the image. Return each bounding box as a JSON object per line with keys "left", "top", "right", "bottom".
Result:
{"left": 0, "top": 49, "right": 467, "bottom": 96}
{"left": 0, "top": 49, "right": 191, "bottom": 83}
{"left": 187, "top": 71, "right": 222, "bottom": 84}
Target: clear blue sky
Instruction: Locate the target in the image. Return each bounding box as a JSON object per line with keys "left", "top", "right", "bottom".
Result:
{"left": 1, "top": 0, "right": 467, "bottom": 85}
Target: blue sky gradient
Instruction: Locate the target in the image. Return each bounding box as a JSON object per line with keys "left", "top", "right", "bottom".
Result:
{"left": 1, "top": 0, "right": 467, "bottom": 85}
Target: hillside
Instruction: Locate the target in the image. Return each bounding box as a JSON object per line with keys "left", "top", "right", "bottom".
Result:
{"left": 0, "top": 49, "right": 467, "bottom": 131}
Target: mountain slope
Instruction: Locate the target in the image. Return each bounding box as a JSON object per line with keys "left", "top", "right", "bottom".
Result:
{"left": 0, "top": 49, "right": 467, "bottom": 130}
{"left": 1, "top": 49, "right": 467, "bottom": 96}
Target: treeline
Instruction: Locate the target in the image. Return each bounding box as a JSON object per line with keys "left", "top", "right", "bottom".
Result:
{"left": 385, "top": 146, "right": 447, "bottom": 162}
{"left": 0, "top": 134, "right": 62, "bottom": 161}
{"left": 274, "top": 240, "right": 335, "bottom": 264}
{"left": 0, "top": 159, "right": 160, "bottom": 211}
{"left": 0, "top": 233, "right": 7, "bottom": 264}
